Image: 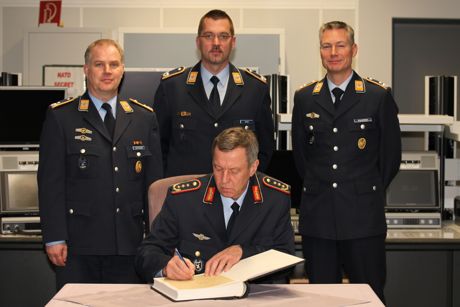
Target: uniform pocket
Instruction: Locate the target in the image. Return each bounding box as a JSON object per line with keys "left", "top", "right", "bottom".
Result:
{"left": 126, "top": 147, "right": 152, "bottom": 180}
{"left": 66, "top": 144, "right": 101, "bottom": 179}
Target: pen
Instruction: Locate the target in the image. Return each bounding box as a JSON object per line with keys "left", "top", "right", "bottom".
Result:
{"left": 174, "top": 248, "right": 187, "bottom": 264}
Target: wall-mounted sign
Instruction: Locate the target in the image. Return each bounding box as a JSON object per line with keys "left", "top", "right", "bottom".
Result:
{"left": 43, "top": 65, "right": 85, "bottom": 98}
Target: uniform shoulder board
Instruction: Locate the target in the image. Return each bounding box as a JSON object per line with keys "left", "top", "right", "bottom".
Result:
{"left": 129, "top": 98, "right": 153, "bottom": 112}
{"left": 262, "top": 176, "right": 290, "bottom": 195}
{"left": 50, "top": 97, "right": 77, "bottom": 109}
{"left": 241, "top": 68, "right": 267, "bottom": 84}
{"left": 364, "top": 77, "right": 388, "bottom": 90}
{"left": 170, "top": 178, "right": 202, "bottom": 195}
{"left": 297, "top": 80, "right": 317, "bottom": 91}
{"left": 162, "top": 67, "right": 187, "bottom": 80}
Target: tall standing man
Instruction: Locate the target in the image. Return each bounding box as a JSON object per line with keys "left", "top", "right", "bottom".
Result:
{"left": 154, "top": 9, "right": 274, "bottom": 177}
{"left": 292, "top": 21, "right": 401, "bottom": 302}
{"left": 38, "top": 39, "right": 163, "bottom": 289}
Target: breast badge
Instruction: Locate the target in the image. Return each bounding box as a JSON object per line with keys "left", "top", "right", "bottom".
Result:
{"left": 193, "top": 251, "right": 203, "bottom": 273}
{"left": 358, "top": 137, "right": 366, "bottom": 150}
{"left": 135, "top": 160, "right": 142, "bottom": 173}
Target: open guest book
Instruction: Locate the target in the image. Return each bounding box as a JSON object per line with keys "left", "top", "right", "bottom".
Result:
{"left": 151, "top": 249, "right": 304, "bottom": 301}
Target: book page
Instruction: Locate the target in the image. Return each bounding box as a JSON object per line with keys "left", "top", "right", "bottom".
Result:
{"left": 222, "top": 249, "right": 304, "bottom": 281}
{"left": 161, "top": 274, "right": 234, "bottom": 290}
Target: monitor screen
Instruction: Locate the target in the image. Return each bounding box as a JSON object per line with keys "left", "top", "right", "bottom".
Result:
{"left": 0, "top": 86, "right": 67, "bottom": 148}
{"left": 386, "top": 169, "right": 439, "bottom": 210}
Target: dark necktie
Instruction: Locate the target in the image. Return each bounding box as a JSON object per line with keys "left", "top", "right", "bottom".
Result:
{"left": 332, "top": 87, "right": 344, "bottom": 109}
{"left": 209, "top": 76, "right": 221, "bottom": 112}
{"left": 226, "top": 202, "right": 240, "bottom": 235}
{"left": 102, "top": 103, "right": 115, "bottom": 137}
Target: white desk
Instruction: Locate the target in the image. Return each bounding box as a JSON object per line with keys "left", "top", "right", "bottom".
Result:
{"left": 47, "top": 283, "right": 384, "bottom": 307}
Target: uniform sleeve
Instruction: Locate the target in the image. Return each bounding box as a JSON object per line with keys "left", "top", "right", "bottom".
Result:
{"left": 379, "top": 90, "right": 402, "bottom": 188}
{"left": 144, "top": 111, "right": 164, "bottom": 187}
{"left": 255, "top": 85, "right": 275, "bottom": 172}
{"left": 37, "top": 108, "right": 68, "bottom": 244}
{"left": 135, "top": 194, "right": 177, "bottom": 282}
{"left": 153, "top": 82, "right": 171, "bottom": 172}
{"left": 291, "top": 92, "right": 307, "bottom": 180}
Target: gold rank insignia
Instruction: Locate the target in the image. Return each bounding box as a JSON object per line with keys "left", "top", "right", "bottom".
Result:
{"left": 135, "top": 161, "right": 142, "bottom": 173}
{"left": 171, "top": 178, "right": 202, "bottom": 195}
{"left": 262, "top": 176, "right": 290, "bottom": 195}
{"left": 78, "top": 99, "right": 89, "bottom": 112}
{"left": 364, "top": 77, "right": 388, "bottom": 90}
{"left": 358, "top": 137, "right": 366, "bottom": 150}
{"left": 179, "top": 111, "right": 191, "bottom": 117}
{"left": 75, "top": 128, "right": 93, "bottom": 134}
{"left": 242, "top": 68, "right": 266, "bottom": 84}
{"left": 232, "top": 71, "right": 244, "bottom": 85}
{"left": 192, "top": 233, "right": 210, "bottom": 241}
{"left": 162, "top": 66, "right": 186, "bottom": 80}
{"left": 74, "top": 135, "right": 92, "bottom": 142}
{"left": 120, "top": 100, "right": 133, "bottom": 113}
{"left": 306, "top": 112, "right": 320, "bottom": 119}
{"left": 129, "top": 99, "right": 153, "bottom": 112}
{"left": 355, "top": 80, "right": 366, "bottom": 93}
{"left": 312, "top": 81, "right": 323, "bottom": 95}
{"left": 187, "top": 71, "right": 198, "bottom": 84}
{"left": 51, "top": 97, "right": 77, "bottom": 109}
{"left": 297, "top": 80, "right": 317, "bottom": 91}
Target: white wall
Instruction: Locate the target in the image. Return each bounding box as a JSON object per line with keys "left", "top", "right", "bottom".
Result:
{"left": 1, "top": 0, "right": 460, "bottom": 108}
{"left": 358, "top": 0, "right": 460, "bottom": 87}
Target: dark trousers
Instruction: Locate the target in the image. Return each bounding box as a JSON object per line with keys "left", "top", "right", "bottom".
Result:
{"left": 302, "top": 234, "right": 386, "bottom": 303}
{"left": 55, "top": 254, "right": 142, "bottom": 290}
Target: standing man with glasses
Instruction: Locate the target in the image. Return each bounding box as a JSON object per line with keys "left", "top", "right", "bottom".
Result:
{"left": 38, "top": 39, "right": 163, "bottom": 289}
{"left": 291, "top": 21, "right": 401, "bottom": 302}
{"left": 154, "top": 9, "right": 274, "bottom": 177}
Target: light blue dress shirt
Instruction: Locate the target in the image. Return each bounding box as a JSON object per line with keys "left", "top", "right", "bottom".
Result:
{"left": 327, "top": 72, "right": 353, "bottom": 103}
{"left": 220, "top": 182, "right": 249, "bottom": 228}
{"left": 88, "top": 93, "right": 118, "bottom": 120}
{"left": 200, "top": 64, "right": 230, "bottom": 105}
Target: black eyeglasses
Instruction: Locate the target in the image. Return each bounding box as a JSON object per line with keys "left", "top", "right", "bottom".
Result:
{"left": 199, "top": 33, "right": 233, "bottom": 42}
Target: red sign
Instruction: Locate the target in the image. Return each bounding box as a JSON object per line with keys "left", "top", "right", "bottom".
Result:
{"left": 38, "top": 0, "right": 62, "bottom": 26}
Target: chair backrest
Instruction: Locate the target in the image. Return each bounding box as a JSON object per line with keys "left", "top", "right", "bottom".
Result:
{"left": 148, "top": 174, "right": 204, "bottom": 226}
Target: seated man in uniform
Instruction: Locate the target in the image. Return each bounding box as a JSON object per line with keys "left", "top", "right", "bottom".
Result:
{"left": 136, "top": 127, "right": 295, "bottom": 281}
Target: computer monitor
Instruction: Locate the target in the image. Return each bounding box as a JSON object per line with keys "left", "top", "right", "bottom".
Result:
{"left": 0, "top": 86, "right": 67, "bottom": 149}
{"left": 386, "top": 169, "right": 439, "bottom": 210}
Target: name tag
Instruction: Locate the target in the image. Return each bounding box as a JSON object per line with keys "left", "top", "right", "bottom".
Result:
{"left": 132, "top": 145, "right": 145, "bottom": 151}
{"left": 353, "top": 118, "right": 373, "bottom": 123}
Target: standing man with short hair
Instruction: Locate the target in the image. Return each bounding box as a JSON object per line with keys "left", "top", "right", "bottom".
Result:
{"left": 154, "top": 9, "right": 274, "bottom": 177}
{"left": 292, "top": 21, "right": 401, "bottom": 302}
{"left": 38, "top": 39, "right": 163, "bottom": 289}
